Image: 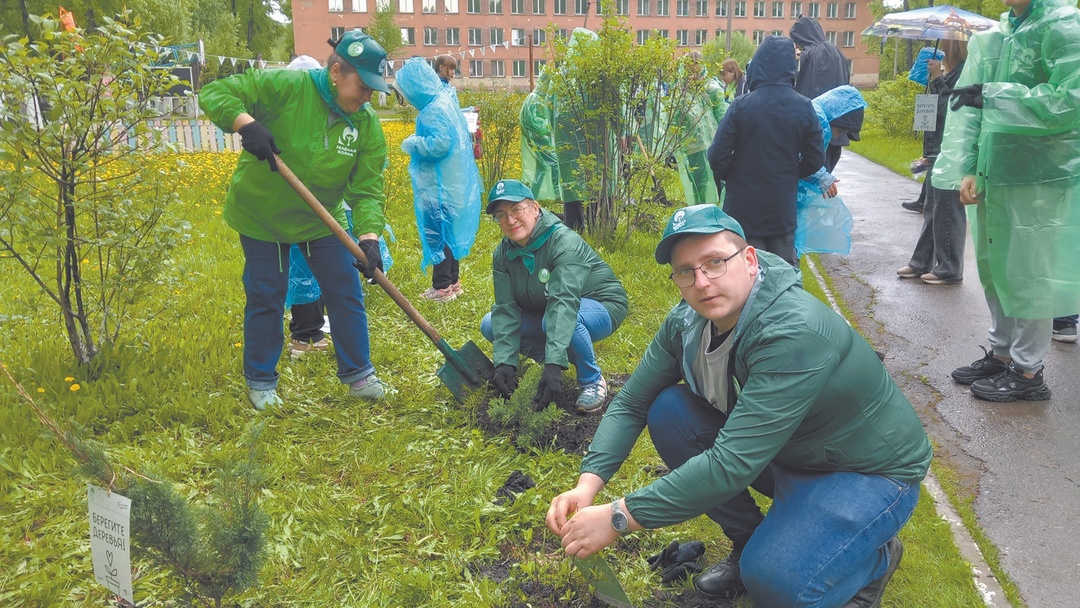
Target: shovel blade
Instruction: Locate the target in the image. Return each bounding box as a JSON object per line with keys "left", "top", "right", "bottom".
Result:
{"left": 436, "top": 340, "right": 495, "bottom": 402}
{"left": 573, "top": 555, "right": 634, "bottom": 608}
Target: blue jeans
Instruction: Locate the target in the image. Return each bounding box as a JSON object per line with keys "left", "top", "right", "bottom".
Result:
{"left": 240, "top": 234, "right": 374, "bottom": 390}
{"left": 647, "top": 385, "right": 920, "bottom": 608}
{"left": 480, "top": 298, "right": 613, "bottom": 385}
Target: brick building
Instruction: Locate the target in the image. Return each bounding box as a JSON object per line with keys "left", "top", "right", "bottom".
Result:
{"left": 292, "top": 0, "right": 880, "bottom": 89}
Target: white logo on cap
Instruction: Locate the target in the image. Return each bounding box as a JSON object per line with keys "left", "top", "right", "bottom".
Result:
{"left": 496, "top": 182, "right": 506, "bottom": 194}
{"left": 347, "top": 41, "right": 364, "bottom": 57}
{"left": 672, "top": 210, "right": 687, "bottom": 231}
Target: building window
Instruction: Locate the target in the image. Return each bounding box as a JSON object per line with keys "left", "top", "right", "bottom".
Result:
{"left": 399, "top": 0, "right": 413, "bottom": 11}
{"left": 734, "top": 0, "right": 745, "bottom": 17}
{"left": 677, "top": 0, "right": 689, "bottom": 16}
{"left": 637, "top": 29, "right": 650, "bottom": 44}
{"left": 469, "top": 59, "right": 483, "bottom": 77}
{"left": 534, "top": 59, "right": 546, "bottom": 73}
{"left": 772, "top": 28, "right": 782, "bottom": 34}
{"left": 753, "top": 29, "right": 764, "bottom": 43}
{"left": 423, "top": 0, "right": 437, "bottom": 11}
{"left": 554, "top": 0, "right": 566, "bottom": 13}
{"left": 715, "top": 0, "right": 726, "bottom": 16}
{"left": 715, "top": 28, "right": 725, "bottom": 38}
{"left": 533, "top": 29, "right": 547, "bottom": 45}
{"left": 695, "top": 29, "right": 708, "bottom": 44}
{"left": 616, "top": 0, "right": 629, "bottom": 14}
{"left": 575, "top": 0, "right": 587, "bottom": 13}
{"left": 446, "top": 27, "right": 460, "bottom": 45}
{"left": 424, "top": 27, "right": 438, "bottom": 44}
{"left": 513, "top": 59, "right": 527, "bottom": 77}
{"left": 844, "top": 1, "right": 855, "bottom": 17}
{"left": 533, "top": 0, "right": 546, "bottom": 12}
{"left": 491, "top": 60, "right": 505, "bottom": 77}
{"left": 696, "top": 0, "right": 708, "bottom": 16}
{"left": 676, "top": 29, "right": 689, "bottom": 45}
{"left": 512, "top": 0, "right": 524, "bottom": 12}
{"left": 597, "top": 0, "right": 606, "bottom": 14}
{"left": 330, "top": 0, "right": 343, "bottom": 11}
{"left": 352, "top": 0, "right": 368, "bottom": 12}
{"left": 753, "top": 1, "right": 765, "bottom": 16}
{"left": 511, "top": 27, "right": 526, "bottom": 45}
{"left": 842, "top": 30, "right": 854, "bottom": 46}
{"left": 657, "top": 0, "right": 669, "bottom": 15}
{"left": 444, "top": 0, "right": 458, "bottom": 11}
{"left": 489, "top": 0, "right": 502, "bottom": 12}
{"left": 400, "top": 27, "right": 415, "bottom": 44}
{"left": 825, "top": 30, "right": 836, "bottom": 43}
{"left": 330, "top": 26, "right": 345, "bottom": 41}
{"left": 638, "top": 0, "right": 650, "bottom": 15}
{"left": 656, "top": 29, "right": 669, "bottom": 38}
{"left": 807, "top": 1, "right": 819, "bottom": 17}
{"left": 468, "top": 0, "right": 480, "bottom": 12}
{"left": 556, "top": 28, "right": 568, "bottom": 38}
{"left": 468, "top": 27, "right": 483, "bottom": 45}
{"left": 771, "top": 1, "right": 783, "bottom": 17}
{"left": 826, "top": 2, "right": 837, "bottom": 18}
{"left": 790, "top": 1, "right": 801, "bottom": 16}
{"left": 490, "top": 28, "right": 505, "bottom": 44}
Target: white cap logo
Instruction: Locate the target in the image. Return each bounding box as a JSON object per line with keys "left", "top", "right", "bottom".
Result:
{"left": 347, "top": 41, "right": 364, "bottom": 57}
{"left": 496, "top": 181, "right": 506, "bottom": 194}
{"left": 672, "top": 210, "right": 687, "bottom": 231}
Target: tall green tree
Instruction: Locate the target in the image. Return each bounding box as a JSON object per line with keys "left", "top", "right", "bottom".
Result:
{"left": 367, "top": 0, "right": 404, "bottom": 59}
{"left": 701, "top": 30, "right": 756, "bottom": 75}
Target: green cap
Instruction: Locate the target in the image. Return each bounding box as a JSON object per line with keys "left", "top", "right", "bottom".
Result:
{"left": 655, "top": 204, "right": 746, "bottom": 264}
{"left": 331, "top": 30, "right": 391, "bottom": 93}
{"left": 486, "top": 179, "right": 536, "bottom": 213}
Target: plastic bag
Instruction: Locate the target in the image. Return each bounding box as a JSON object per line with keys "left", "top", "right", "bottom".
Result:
{"left": 908, "top": 47, "right": 945, "bottom": 86}
{"left": 286, "top": 245, "right": 321, "bottom": 307}
{"left": 795, "top": 180, "right": 853, "bottom": 257}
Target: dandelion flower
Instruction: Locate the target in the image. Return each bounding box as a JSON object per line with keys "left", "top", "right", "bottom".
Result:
{"left": 70, "top": 384, "right": 81, "bottom": 392}
{"left": 37, "top": 387, "right": 45, "bottom": 393}
{"left": 65, "top": 376, "right": 74, "bottom": 382}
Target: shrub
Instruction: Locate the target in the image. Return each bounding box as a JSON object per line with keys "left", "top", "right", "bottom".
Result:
{"left": 459, "top": 87, "right": 526, "bottom": 189}
{"left": 863, "top": 73, "right": 924, "bottom": 140}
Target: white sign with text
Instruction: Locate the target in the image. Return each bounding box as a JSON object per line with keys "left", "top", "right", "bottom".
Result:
{"left": 88, "top": 484, "right": 134, "bottom": 604}
{"left": 913, "top": 94, "right": 939, "bottom": 132}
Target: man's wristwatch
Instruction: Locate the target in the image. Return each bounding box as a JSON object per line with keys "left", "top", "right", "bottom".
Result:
{"left": 611, "top": 499, "right": 630, "bottom": 535}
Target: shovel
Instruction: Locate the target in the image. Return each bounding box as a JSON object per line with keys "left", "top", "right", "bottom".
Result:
{"left": 573, "top": 554, "right": 634, "bottom": 608}
{"left": 274, "top": 155, "right": 494, "bottom": 401}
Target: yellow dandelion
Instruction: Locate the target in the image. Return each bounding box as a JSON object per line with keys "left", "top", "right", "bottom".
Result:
{"left": 65, "top": 376, "right": 74, "bottom": 382}
{"left": 234, "top": 342, "right": 242, "bottom": 347}
{"left": 37, "top": 387, "right": 45, "bottom": 393}
{"left": 70, "top": 384, "right": 81, "bottom": 392}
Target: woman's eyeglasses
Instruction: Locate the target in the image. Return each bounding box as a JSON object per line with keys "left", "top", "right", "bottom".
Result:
{"left": 491, "top": 202, "right": 533, "bottom": 223}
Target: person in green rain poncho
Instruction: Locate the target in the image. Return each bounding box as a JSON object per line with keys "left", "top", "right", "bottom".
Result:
{"left": 551, "top": 28, "right": 601, "bottom": 231}
{"left": 671, "top": 52, "right": 720, "bottom": 206}
{"left": 935, "top": 0, "right": 1080, "bottom": 402}
{"left": 519, "top": 70, "right": 561, "bottom": 201}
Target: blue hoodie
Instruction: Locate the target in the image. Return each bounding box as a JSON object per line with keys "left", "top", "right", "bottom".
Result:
{"left": 707, "top": 36, "right": 825, "bottom": 239}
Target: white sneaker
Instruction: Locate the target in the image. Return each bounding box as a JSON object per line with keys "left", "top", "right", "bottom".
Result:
{"left": 249, "top": 388, "right": 283, "bottom": 411}
{"left": 349, "top": 375, "right": 388, "bottom": 401}
{"left": 575, "top": 376, "right": 608, "bottom": 413}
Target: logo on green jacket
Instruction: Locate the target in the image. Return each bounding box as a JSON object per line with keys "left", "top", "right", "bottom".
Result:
{"left": 336, "top": 126, "right": 359, "bottom": 156}
{"left": 538, "top": 268, "right": 550, "bottom": 283}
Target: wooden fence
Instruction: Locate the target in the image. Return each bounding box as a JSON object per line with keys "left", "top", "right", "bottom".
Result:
{"left": 112, "top": 119, "right": 241, "bottom": 152}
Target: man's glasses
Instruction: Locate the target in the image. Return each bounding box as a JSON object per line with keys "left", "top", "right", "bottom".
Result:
{"left": 491, "top": 202, "right": 533, "bottom": 223}
{"left": 669, "top": 247, "right": 746, "bottom": 288}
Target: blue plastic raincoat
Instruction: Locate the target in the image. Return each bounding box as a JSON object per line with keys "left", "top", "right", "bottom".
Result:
{"left": 795, "top": 85, "right": 866, "bottom": 256}
{"left": 395, "top": 58, "right": 482, "bottom": 270}
{"left": 934, "top": 0, "right": 1080, "bottom": 319}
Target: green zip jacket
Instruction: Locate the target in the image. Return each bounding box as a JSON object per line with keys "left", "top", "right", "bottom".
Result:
{"left": 581, "top": 251, "right": 931, "bottom": 529}
{"left": 199, "top": 68, "right": 387, "bottom": 242}
{"left": 491, "top": 210, "right": 628, "bottom": 369}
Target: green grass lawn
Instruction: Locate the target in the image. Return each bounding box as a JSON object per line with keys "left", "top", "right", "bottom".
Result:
{"left": 1, "top": 136, "right": 991, "bottom": 606}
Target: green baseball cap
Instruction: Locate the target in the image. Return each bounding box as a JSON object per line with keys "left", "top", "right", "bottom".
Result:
{"left": 486, "top": 179, "right": 536, "bottom": 213}
{"left": 654, "top": 204, "right": 746, "bottom": 264}
{"left": 331, "top": 30, "right": 391, "bottom": 93}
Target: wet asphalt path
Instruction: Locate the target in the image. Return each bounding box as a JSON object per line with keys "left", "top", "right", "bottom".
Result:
{"left": 819, "top": 152, "right": 1080, "bottom": 608}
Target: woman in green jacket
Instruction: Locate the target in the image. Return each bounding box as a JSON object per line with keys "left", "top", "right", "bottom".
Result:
{"left": 199, "top": 31, "right": 391, "bottom": 410}
{"left": 481, "top": 179, "right": 628, "bottom": 412}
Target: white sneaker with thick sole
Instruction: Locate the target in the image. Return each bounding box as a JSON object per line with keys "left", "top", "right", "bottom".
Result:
{"left": 249, "top": 388, "right": 283, "bottom": 411}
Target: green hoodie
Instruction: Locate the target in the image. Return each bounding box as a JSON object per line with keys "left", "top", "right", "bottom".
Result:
{"left": 581, "top": 251, "right": 931, "bottom": 529}
{"left": 491, "top": 209, "right": 628, "bottom": 369}
{"left": 199, "top": 68, "right": 388, "bottom": 242}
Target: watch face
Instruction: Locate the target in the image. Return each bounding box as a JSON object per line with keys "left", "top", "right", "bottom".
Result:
{"left": 612, "top": 511, "right": 629, "bottom": 532}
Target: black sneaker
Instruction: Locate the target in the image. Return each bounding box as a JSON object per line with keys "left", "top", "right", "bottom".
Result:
{"left": 951, "top": 346, "right": 1008, "bottom": 385}
{"left": 970, "top": 363, "right": 1051, "bottom": 402}
{"left": 841, "top": 537, "right": 903, "bottom": 608}
{"left": 901, "top": 200, "right": 924, "bottom": 213}
{"left": 693, "top": 549, "right": 746, "bottom": 600}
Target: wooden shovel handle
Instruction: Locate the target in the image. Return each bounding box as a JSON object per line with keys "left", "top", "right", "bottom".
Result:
{"left": 273, "top": 154, "right": 443, "bottom": 346}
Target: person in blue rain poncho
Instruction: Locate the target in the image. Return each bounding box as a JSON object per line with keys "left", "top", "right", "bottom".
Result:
{"left": 794, "top": 85, "right": 866, "bottom": 258}
{"left": 394, "top": 57, "right": 483, "bottom": 303}
{"left": 934, "top": 0, "right": 1080, "bottom": 402}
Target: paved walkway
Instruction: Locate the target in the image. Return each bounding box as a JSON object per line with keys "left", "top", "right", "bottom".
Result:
{"left": 819, "top": 152, "right": 1080, "bottom": 608}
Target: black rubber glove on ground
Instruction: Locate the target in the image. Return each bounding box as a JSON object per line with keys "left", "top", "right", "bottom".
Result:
{"left": 647, "top": 540, "right": 706, "bottom": 585}
{"left": 492, "top": 364, "right": 518, "bottom": 399}
{"left": 948, "top": 84, "right": 984, "bottom": 111}
{"left": 532, "top": 363, "right": 563, "bottom": 408}
{"left": 237, "top": 121, "right": 281, "bottom": 172}
{"left": 354, "top": 239, "right": 383, "bottom": 280}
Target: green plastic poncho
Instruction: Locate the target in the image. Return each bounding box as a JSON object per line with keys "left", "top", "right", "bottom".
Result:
{"left": 704, "top": 76, "right": 730, "bottom": 125}
{"left": 671, "top": 75, "right": 720, "bottom": 206}
{"left": 519, "top": 71, "right": 560, "bottom": 200}
{"left": 551, "top": 28, "right": 601, "bottom": 203}
{"left": 934, "top": 0, "right": 1080, "bottom": 319}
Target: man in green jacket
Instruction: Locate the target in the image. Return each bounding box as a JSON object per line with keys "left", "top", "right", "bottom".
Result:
{"left": 199, "top": 31, "right": 391, "bottom": 410}
{"left": 546, "top": 205, "right": 931, "bottom": 607}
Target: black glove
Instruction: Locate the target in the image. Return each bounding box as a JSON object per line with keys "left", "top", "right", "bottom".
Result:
{"left": 532, "top": 363, "right": 563, "bottom": 408}
{"left": 354, "top": 239, "right": 383, "bottom": 280}
{"left": 492, "top": 364, "right": 518, "bottom": 399}
{"left": 647, "top": 540, "right": 706, "bottom": 585}
{"left": 947, "top": 84, "right": 984, "bottom": 111}
{"left": 237, "top": 121, "right": 281, "bottom": 172}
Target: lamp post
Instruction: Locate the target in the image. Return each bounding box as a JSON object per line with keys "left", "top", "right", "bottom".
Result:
{"left": 527, "top": 33, "right": 535, "bottom": 90}
{"left": 726, "top": 0, "right": 733, "bottom": 53}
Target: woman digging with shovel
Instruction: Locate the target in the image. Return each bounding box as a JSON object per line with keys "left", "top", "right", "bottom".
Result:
{"left": 199, "top": 30, "right": 392, "bottom": 410}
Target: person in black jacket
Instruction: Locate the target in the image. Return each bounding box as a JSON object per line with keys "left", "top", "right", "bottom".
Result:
{"left": 707, "top": 36, "right": 825, "bottom": 266}
{"left": 790, "top": 16, "right": 851, "bottom": 172}
{"left": 897, "top": 39, "right": 968, "bottom": 286}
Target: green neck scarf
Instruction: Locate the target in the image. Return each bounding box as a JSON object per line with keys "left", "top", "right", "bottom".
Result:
{"left": 310, "top": 67, "right": 355, "bottom": 130}
{"left": 505, "top": 224, "right": 561, "bottom": 274}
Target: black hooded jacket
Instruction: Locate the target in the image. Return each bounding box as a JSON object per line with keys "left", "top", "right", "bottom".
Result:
{"left": 707, "top": 36, "right": 824, "bottom": 239}
{"left": 790, "top": 16, "right": 851, "bottom": 99}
